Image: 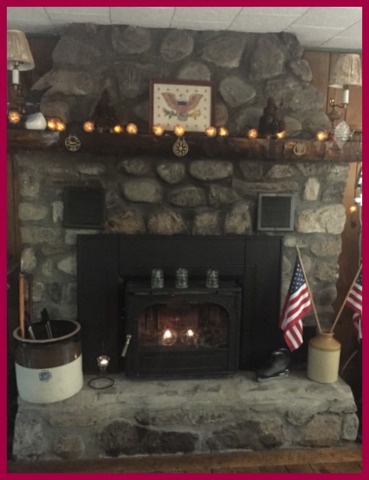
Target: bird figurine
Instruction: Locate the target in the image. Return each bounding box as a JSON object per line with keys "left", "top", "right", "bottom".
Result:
{"left": 258, "top": 97, "right": 285, "bottom": 138}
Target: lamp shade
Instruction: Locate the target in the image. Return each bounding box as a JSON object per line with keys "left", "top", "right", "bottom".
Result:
{"left": 329, "top": 53, "right": 362, "bottom": 89}
{"left": 7, "top": 30, "right": 35, "bottom": 71}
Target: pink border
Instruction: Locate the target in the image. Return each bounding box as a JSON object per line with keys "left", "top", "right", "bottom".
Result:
{"left": 2, "top": 1, "right": 365, "bottom": 479}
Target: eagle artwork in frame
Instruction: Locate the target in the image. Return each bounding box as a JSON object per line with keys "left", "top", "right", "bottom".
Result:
{"left": 150, "top": 79, "right": 214, "bottom": 133}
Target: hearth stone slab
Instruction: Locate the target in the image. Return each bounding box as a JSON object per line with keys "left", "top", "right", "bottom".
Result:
{"left": 12, "top": 371, "right": 359, "bottom": 461}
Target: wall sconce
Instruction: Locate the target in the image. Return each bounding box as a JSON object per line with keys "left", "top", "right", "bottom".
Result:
{"left": 7, "top": 30, "right": 35, "bottom": 85}
{"left": 328, "top": 54, "right": 362, "bottom": 124}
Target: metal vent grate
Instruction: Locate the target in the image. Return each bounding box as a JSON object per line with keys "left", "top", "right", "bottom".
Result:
{"left": 63, "top": 187, "right": 105, "bottom": 229}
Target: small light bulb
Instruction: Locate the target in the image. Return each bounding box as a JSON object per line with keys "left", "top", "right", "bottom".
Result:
{"left": 174, "top": 125, "right": 186, "bottom": 137}
{"left": 126, "top": 123, "right": 138, "bottom": 134}
{"left": 218, "top": 127, "right": 229, "bottom": 137}
{"left": 8, "top": 111, "right": 21, "bottom": 124}
{"left": 205, "top": 126, "right": 217, "bottom": 137}
{"left": 113, "top": 124, "right": 124, "bottom": 134}
{"left": 316, "top": 131, "right": 328, "bottom": 141}
{"left": 55, "top": 120, "right": 66, "bottom": 132}
{"left": 83, "top": 121, "right": 95, "bottom": 132}
{"left": 47, "top": 118, "right": 57, "bottom": 131}
{"left": 247, "top": 128, "right": 258, "bottom": 139}
{"left": 276, "top": 131, "right": 286, "bottom": 139}
{"left": 152, "top": 124, "right": 164, "bottom": 136}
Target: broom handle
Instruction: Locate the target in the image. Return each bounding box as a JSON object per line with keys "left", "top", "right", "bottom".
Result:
{"left": 19, "top": 273, "right": 25, "bottom": 338}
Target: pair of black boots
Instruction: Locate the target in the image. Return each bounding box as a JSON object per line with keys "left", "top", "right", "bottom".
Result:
{"left": 255, "top": 348, "right": 290, "bottom": 382}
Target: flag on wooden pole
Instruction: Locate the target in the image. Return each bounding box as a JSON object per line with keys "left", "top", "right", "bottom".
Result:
{"left": 345, "top": 269, "right": 362, "bottom": 340}
{"left": 279, "top": 257, "right": 312, "bottom": 351}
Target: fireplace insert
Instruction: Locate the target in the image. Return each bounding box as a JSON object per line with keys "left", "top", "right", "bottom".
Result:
{"left": 123, "top": 281, "right": 241, "bottom": 377}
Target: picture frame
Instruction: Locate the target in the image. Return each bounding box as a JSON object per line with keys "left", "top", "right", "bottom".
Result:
{"left": 150, "top": 79, "right": 214, "bottom": 133}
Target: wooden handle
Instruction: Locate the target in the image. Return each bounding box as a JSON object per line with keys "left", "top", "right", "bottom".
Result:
{"left": 19, "top": 273, "right": 25, "bottom": 338}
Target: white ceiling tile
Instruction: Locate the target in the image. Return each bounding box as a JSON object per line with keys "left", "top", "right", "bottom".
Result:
{"left": 230, "top": 15, "right": 299, "bottom": 33}
{"left": 285, "top": 25, "right": 345, "bottom": 44}
{"left": 110, "top": 7, "right": 175, "bottom": 28}
{"left": 338, "top": 21, "right": 362, "bottom": 40}
{"left": 7, "top": 7, "right": 50, "bottom": 23}
{"left": 291, "top": 7, "right": 361, "bottom": 28}
{"left": 172, "top": 7, "right": 241, "bottom": 25}
{"left": 237, "top": 7, "right": 309, "bottom": 17}
{"left": 46, "top": 7, "right": 110, "bottom": 18}
{"left": 320, "top": 37, "right": 362, "bottom": 51}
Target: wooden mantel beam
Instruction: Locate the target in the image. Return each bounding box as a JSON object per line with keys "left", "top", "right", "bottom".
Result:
{"left": 7, "top": 129, "right": 362, "bottom": 162}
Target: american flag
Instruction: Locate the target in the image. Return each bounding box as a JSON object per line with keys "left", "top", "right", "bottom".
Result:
{"left": 279, "top": 257, "right": 312, "bottom": 351}
{"left": 345, "top": 269, "right": 362, "bottom": 341}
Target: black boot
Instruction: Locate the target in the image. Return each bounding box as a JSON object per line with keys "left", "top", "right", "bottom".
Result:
{"left": 255, "top": 348, "right": 290, "bottom": 382}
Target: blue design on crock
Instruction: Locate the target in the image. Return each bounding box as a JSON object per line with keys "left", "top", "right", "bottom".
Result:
{"left": 39, "top": 370, "right": 52, "bottom": 382}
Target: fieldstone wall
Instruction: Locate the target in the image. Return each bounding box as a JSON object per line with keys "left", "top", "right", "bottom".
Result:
{"left": 31, "top": 24, "right": 331, "bottom": 138}
{"left": 12, "top": 372, "right": 359, "bottom": 461}
{"left": 17, "top": 149, "right": 347, "bottom": 330}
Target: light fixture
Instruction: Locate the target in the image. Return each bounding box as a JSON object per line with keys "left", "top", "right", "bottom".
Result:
{"left": 83, "top": 120, "right": 95, "bottom": 132}
{"left": 218, "top": 127, "right": 229, "bottom": 137}
{"left": 112, "top": 124, "right": 124, "bottom": 134}
{"left": 328, "top": 54, "right": 362, "bottom": 123}
{"left": 247, "top": 128, "right": 258, "bottom": 139}
{"left": 316, "top": 131, "right": 328, "bottom": 141}
{"left": 7, "top": 30, "right": 35, "bottom": 85}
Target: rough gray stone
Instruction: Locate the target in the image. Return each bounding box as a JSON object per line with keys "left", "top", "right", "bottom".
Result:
{"left": 161, "top": 30, "right": 194, "bottom": 63}
{"left": 314, "top": 286, "right": 337, "bottom": 306}
{"left": 148, "top": 210, "right": 187, "bottom": 235}
{"left": 53, "top": 434, "right": 85, "bottom": 460}
{"left": 19, "top": 203, "right": 48, "bottom": 221}
{"left": 57, "top": 255, "right": 77, "bottom": 276}
{"left": 192, "top": 211, "right": 221, "bottom": 235}
{"left": 322, "top": 183, "right": 347, "bottom": 202}
{"left": 298, "top": 415, "right": 341, "bottom": 447}
{"left": 219, "top": 76, "right": 256, "bottom": 109}
{"left": 77, "top": 163, "right": 106, "bottom": 176}
{"left": 33, "top": 69, "right": 95, "bottom": 96}
{"left": 41, "top": 258, "right": 54, "bottom": 277}
{"left": 266, "top": 165, "right": 294, "bottom": 179}
{"left": 342, "top": 413, "right": 360, "bottom": 441}
{"left": 122, "top": 178, "right": 162, "bottom": 203}
{"left": 20, "top": 247, "right": 37, "bottom": 272}
{"left": 115, "top": 62, "right": 158, "bottom": 100}
{"left": 249, "top": 35, "right": 285, "bottom": 81}
{"left": 284, "top": 115, "right": 303, "bottom": 136}
{"left": 65, "top": 229, "right": 100, "bottom": 245}
{"left": 224, "top": 202, "right": 252, "bottom": 235}
{"left": 46, "top": 283, "right": 62, "bottom": 303}
{"left": 105, "top": 211, "right": 146, "bottom": 234}
{"left": 310, "top": 237, "right": 342, "bottom": 257}
{"left": 232, "top": 107, "right": 263, "bottom": 134}
{"left": 52, "top": 201, "right": 64, "bottom": 223}
{"left": 289, "top": 59, "right": 313, "bottom": 82}
{"left": 112, "top": 26, "right": 151, "bottom": 55}
{"left": 189, "top": 160, "right": 233, "bottom": 181}
{"left": 214, "top": 101, "right": 229, "bottom": 127}
{"left": 177, "top": 61, "right": 211, "bottom": 81}
{"left": 232, "top": 179, "right": 299, "bottom": 194}
{"left": 201, "top": 33, "right": 246, "bottom": 68}
{"left": 207, "top": 417, "right": 285, "bottom": 451}
{"left": 303, "top": 177, "right": 320, "bottom": 200}
{"left": 19, "top": 171, "right": 41, "bottom": 199}
{"left": 157, "top": 162, "right": 186, "bottom": 184}
{"left": 239, "top": 162, "right": 264, "bottom": 181}
{"left": 296, "top": 205, "right": 346, "bottom": 234}
{"left": 118, "top": 158, "right": 151, "bottom": 175}
{"left": 315, "top": 261, "right": 339, "bottom": 282}
{"left": 21, "top": 226, "right": 62, "bottom": 245}
{"left": 13, "top": 411, "right": 48, "bottom": 460}
{"left": 209, "top": 185, "right": 239, "bottom": 206}
{"left": 168, "top": 186, "right": 207, "bottom": 207}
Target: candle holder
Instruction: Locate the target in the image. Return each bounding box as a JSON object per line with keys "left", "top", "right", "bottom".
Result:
{"left": 88, "top": 354, "right": 114, "bottom": 389}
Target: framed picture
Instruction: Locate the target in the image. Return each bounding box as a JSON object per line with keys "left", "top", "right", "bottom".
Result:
{"left": 150, "top": 79, "right": 213, "bottom": 133}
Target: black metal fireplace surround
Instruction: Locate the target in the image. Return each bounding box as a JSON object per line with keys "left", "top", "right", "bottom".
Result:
{"left": 77, "top": 235, "right": 283, "bottom": 376}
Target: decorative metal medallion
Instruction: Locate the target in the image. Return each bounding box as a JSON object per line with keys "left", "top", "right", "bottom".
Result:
{"left": 172, "top": 137, "right": 189, "bottom": 157}
{"left": 65, "top": 134, "right": 82, "bottom": 152}
{"left": 293, "top": 142, "right": 307, "bottom": 156}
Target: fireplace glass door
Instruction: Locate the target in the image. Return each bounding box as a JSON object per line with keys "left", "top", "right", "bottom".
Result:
{"left": 124, "top": 282, "right": 241, "bottom": 377}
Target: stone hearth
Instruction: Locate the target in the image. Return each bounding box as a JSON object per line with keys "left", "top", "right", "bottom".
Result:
{"left": 13, "top": 371, "right": 358, "bottom": 461}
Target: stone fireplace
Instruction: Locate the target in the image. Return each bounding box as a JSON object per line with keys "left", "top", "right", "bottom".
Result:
{"left": 9, "top": 23, "right": 362, "bottom": 463}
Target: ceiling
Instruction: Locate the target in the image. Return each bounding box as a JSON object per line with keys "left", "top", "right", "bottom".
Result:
{"left": 7, "top": 6, "right": 362, "bottom": 52}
